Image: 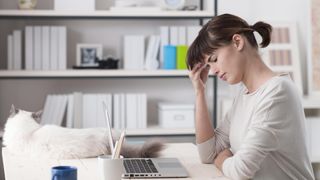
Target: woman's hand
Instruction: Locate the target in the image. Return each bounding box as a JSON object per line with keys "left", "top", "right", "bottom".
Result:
{"left": 188, "top": 63, "right": 210, "bottom": 94}
{"left": 214, "top": 148, "right": 233, "bottom": 171}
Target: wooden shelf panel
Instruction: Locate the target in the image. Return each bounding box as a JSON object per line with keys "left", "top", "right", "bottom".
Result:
{"left": 0, "top": 10, "right": 214, "bottom": 18}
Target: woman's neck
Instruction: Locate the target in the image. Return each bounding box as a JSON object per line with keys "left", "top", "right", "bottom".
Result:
{"left": 242, "top": 53, "right": 276, "bottom": 94}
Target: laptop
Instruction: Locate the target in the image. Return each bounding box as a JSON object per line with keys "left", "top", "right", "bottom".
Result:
{"left": 102, "top": 102, "right": 189, "bottom": 179}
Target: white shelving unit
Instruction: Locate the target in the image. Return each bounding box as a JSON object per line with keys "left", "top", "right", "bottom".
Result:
{"left": 0, "top": 70, "right": 214, "bottom": 78}
{"left": 0, "top": 70, "right": 188, "bottom": 77}
{"left": 0, "top": 9, "right": 213, "bottom": 18}
{"left": 0, "top": 2, "right": 217, "bottom": 138}
{"left": 302, "top": 96, "right": 320, "bottom": 109}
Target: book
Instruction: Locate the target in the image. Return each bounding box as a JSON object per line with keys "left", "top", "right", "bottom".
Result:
{"left": 58, "top": 26, "right": 67, "bottom": 70}
{"left": 25, "top": 26, "right": 34, "bottom": 70}
{"left": 176, "top": 45, "right": 188, "bottom": 69}
{"left": 169, "top": 26, "right": 178, "bottom": 46}
{"left": 83, "top": 94, "right": 97, "bottom": 128}
{"left": 126, "top": 94, "right": 137, "bottom": 129}
{"left": 50, "top": 26, "right": 59, "bottom": 70}
{"left": 13, "top": 30, "right": 22, "bottom": 70}
{"left": 33, "top": 27, "right": 42, "bottom": 70}
{"left": 7, "top": 35, "right": 13, "bottom": 70}
{"left": 145, "top": 35, "right": 160, "bottom": 70}
{"left": 73, "top": 92, "right": 83, "bottom": 128}
{"left": 178, "top": 26, "right": 186, "bottom": 45}
{"left": 66, "top": 94, "right": 74, "bottom": 128}
{"left": 163, "top": 45, "right": 176, "bottom": 69}
{"left": 160, "top": 26, "right": 169, "bottom": 68}
{"left": 55, "top": 95, "right": 68, "bottom": 126}
{"left": 187, "top": 26, "right": 201, "bottom": 46}
{"left": 124, "top": 35, "right": 145, "bottom": 70}
{"left": 42, "top": 26, "right": 50, "bottom": 70}
{"left": 41, "top": 95, "right": 52, "bottom": 125}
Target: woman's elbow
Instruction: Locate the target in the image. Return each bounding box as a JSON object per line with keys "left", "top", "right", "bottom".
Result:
{"left": 199, "top": 153, "right": 215, "bottom": 164}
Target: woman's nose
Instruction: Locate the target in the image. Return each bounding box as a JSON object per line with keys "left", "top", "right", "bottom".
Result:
{"left": 211, "top": 66, "right": 219, "bottom": 75}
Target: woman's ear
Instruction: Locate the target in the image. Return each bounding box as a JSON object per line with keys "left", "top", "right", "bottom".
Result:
{"left": 232, "top": 34, "right": 244, "bottom": 51}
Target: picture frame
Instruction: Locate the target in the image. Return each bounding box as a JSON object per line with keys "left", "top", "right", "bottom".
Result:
{"left": 309, "top": 0, "right": 320, "bottom": 96}
{"left": 76, "top": 44, "right": 103, "bottom": 67}
{"left": 260, "top": 22, "right": 303, "bottom": 94}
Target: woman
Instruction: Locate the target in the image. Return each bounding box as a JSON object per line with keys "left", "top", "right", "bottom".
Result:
{"left": 187, "top": 14, "right": 314, "bottom": 180}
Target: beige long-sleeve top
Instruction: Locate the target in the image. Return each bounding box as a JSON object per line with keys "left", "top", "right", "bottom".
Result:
{"left": 197, "top": 74, "right": 314, "bottom": 180}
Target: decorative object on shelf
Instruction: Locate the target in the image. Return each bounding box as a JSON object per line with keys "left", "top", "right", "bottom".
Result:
{"left": 54, "top": 0, "right": 95, "bottom": 11}
{"left": 18, "top": 0, "right": 37, "bottom": 10}
{"left": 162, "top": 0, "right": 185, "bottom": 10}
{"left": 76, "top": 44, "right": 102, "bottom": 67}
{"left": 260, "top": 22, "right": 303, "bottom": 94}
{"left": 310, "top": 0, "right": 320, "bottom": 96}
{"left": 72, "top": 56, "right": 119, "bottom": 69}
{"left": 158, "top": 103, "right": 194, "bottom": 128}
{"left": 95, "top": 57, "right": 119, "bottom": 69}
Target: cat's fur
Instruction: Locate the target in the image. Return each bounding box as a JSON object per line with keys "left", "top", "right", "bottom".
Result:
{"left": 3, "top": 105, "right": 165, "bottom": 159}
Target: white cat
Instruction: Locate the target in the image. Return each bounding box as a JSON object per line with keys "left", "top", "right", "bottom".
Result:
{"left": 3, "top": 105, "right": 164, "bottom": 159}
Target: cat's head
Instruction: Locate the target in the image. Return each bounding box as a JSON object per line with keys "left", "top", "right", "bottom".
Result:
{"left": 9, "top": 104, "right": 42, "bottom": 123}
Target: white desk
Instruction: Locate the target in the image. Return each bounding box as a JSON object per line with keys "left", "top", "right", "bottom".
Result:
{"left": 2, "top": 143, "right": 229, "bottom": 180}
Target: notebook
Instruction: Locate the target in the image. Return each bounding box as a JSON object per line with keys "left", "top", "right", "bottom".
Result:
{"left": 102, "top": 102, "right": 189, "bottom": 178}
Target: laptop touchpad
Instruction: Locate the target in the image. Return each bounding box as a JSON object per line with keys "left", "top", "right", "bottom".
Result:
{"left": 158, "top": 162, "right": 181, "bottom": 168}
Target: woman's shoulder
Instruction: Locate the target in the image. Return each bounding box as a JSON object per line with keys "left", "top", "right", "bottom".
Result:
{"left": 264, "top": 74, "right": 298, "bottom": 95}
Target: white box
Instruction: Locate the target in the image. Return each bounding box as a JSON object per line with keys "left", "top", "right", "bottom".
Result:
{"left": 54, "top": 0, "right": 95, "bottom": 11}
{"left": 158, "top": 103, "right": 194, "bottom": 128}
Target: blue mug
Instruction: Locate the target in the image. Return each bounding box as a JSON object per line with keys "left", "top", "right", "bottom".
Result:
{"left": 51, "top": 166, "right": 77, "bottom": 180}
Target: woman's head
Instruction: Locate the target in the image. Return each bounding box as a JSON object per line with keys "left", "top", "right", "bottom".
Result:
{"left": 187, "top": 14, "right": 272, "bottom": 84}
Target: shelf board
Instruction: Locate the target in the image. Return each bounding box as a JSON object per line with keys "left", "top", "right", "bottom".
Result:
{"left": 303, "top": 96, "right": 320, "bottom": 109}
{"left": 0, "top": 9, "right": 214, "bottom": 19}
{"left": 311, "top": 156, "right": 320, "bottom": 163}
{"left": 0, "top": 69, "right": 213, "bottom": 78}
{"left": 126, "top": 127, "right": 195, "bottom": 136}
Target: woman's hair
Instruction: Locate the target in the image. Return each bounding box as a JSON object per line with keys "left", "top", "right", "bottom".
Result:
{"left": 187, "top": 13, "right": 272, "bottom": 70}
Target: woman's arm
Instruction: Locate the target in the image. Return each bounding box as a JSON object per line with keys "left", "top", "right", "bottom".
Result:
{"left": 195, "top": 90, "right": 215, "bottom": 143}
{"left": 188, "top": 63, "right": 215, "bottom": 143}
{"left": 189, "top": 63, "right": 231, "bottom": 163}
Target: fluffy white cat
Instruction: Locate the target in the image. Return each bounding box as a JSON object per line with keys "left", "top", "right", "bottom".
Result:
{"left": 3, "top": 105, "right": 164, "bottom": 159}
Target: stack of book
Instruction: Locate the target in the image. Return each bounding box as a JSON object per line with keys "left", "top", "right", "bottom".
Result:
{"left": 25, "top": 26, "right": 67, "bottom": 70}
{"left": 160, "top": 26, "right": 202, "bottom": 70}
{"left": 40, "top": 92, "right": 147, "bottom": 130}
{"left": 122, "top": 25, "right": 201, "bottom": 71}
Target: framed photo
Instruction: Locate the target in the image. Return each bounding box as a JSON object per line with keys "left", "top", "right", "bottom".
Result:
{"left": 260, "top": 22, "right": 303, "bottom": 94}
{"left": 76, "top": 44, "right": 103, "bottom": 67}
{"left": 309, "top": 0, "right": 320, "bottom": 96}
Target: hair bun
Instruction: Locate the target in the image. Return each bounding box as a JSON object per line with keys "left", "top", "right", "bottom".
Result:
{"left": 251, "top": 21, "right": 272, "bottom": 48}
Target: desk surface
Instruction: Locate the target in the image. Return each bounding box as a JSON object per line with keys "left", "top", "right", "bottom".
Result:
{"left": 2, "top": 143, "right": 229, "bottom": 180}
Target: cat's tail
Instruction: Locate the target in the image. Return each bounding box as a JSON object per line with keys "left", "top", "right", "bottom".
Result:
{"left": 120, "top": 139, "right": 166, "bottom": 158}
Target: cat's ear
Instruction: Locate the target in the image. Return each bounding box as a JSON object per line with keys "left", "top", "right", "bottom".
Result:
{"left": 9, "top": 104, "right": 19, "bottom": 117}
{"left": 32, "top": 110, "right": 43, "bottom": 123}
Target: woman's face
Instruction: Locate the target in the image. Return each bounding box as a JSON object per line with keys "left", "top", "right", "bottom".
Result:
{"left": 205, "top": 35, "right": 246, "bottom": 84}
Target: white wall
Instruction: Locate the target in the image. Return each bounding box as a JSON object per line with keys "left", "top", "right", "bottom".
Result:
{"left": 219, "top": 0, "right": 310, "bottom": 93}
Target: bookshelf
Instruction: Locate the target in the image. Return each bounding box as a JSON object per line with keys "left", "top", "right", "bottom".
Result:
{"left": 0, "top": 70, "right": 215, "bottom": 78}
{"left": 0, "top": 0, "right": 217, "bottom": 139}
{"left": 0, "top": 9, "right": 214, "bottom": 18}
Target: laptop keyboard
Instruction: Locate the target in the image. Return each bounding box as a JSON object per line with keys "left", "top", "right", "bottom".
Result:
{"left": 123, "top": 159, "right": 159, "bottom": 174}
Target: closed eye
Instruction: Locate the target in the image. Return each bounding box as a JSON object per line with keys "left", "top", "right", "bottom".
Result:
{"left": 208, "top": 56, "right": 217, "bottom": 63}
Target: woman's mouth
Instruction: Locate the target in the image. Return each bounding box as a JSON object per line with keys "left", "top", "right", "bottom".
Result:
{"left": 220, "top": 73, "right": 226, "bottom": 80}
